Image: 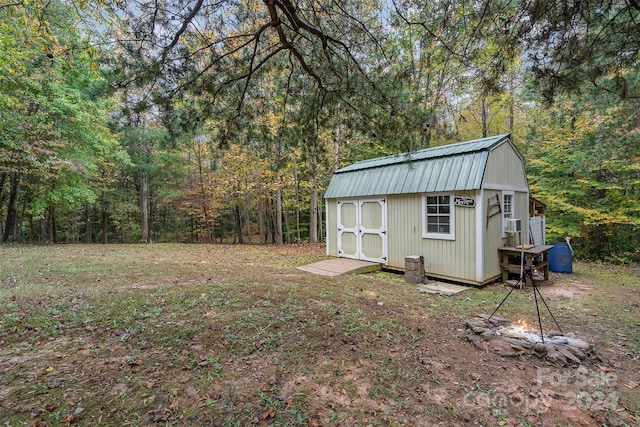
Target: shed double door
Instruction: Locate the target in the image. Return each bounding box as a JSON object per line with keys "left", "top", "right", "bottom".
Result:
{"left": 337, "top": 198, "right": 387, "bottom": 264}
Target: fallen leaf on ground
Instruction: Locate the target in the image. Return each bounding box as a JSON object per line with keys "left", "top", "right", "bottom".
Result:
{"left": 261, "top": 406, "right": 276, "bottom": 419}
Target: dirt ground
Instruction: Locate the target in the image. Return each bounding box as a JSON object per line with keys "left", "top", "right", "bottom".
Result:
{"left": 431, "top": 277, "right": 639, "bottom": 427}
{"left": 0, "top": 244, "right": 638, "bottom": 426}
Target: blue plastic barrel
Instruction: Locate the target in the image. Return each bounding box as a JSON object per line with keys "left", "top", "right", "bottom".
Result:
{"left": 549, "top": 242, "right": 573, "bottom": 273}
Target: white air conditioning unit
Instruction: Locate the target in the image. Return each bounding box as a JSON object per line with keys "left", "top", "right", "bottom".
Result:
{"left": 505, "top": 218, "right": 522, "bottom": 234}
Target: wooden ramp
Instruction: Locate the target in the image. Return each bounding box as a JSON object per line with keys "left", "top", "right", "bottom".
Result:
{"left": 297, "top": 258, "right": 381, "bottom": 277}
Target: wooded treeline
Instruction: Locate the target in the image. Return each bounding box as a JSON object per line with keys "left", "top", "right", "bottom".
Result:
{"left": 1, "top": 0, "right": 638, "bottom": 262}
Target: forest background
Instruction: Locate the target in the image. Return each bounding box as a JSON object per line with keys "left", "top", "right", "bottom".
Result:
{"left": 1, "top": 0, "right": 638, "bottom": 263}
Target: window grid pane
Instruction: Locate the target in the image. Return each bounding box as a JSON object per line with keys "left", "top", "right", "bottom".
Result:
{"left": 425, "top": 195, "right": 451, "bottom": 234}
{"left": 503, "top": 194, "right": 513, "bottom": 219}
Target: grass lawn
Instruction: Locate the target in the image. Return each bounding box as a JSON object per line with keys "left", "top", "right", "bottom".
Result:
{"left": 0, "top": 243, "right": 638, "bottom": 426}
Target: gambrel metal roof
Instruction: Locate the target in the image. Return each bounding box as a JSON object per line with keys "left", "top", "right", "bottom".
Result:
{"left": 325, "top": 134, "right": 513, "bottom": 198}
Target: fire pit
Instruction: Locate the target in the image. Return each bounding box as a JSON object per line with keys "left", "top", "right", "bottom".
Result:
{"left": 465, "top": 314, "right": 594, "bottom": 366}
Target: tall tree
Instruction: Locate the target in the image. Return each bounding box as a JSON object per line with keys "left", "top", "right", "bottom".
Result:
{"left": 120, "top": 126, "right": 167, "bottom": 242}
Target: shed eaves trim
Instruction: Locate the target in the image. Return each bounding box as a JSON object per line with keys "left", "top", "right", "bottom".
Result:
{"left": 325, "top": 134, "right": 511, "bottom": 199}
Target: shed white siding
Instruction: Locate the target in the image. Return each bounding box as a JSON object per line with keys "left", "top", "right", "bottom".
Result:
{"left": 386, "top": 191, "right": 478, "bottom": 283}
{"left": 325, "top": 134, "right": 530, "bottom": 285}
{"left": 484, "top": 142, "right": 528, "bottom": 190}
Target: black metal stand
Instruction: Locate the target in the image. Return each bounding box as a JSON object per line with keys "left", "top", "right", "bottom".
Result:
{"left": 489, "top": 266, "right": 562, "bottom": 344}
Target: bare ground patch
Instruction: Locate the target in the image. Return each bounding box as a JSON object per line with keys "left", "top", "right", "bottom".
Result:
{"left": 538, "top": 275, "right": 595, "bottom": 299}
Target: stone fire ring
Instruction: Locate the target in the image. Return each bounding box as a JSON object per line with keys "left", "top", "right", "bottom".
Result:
{"left": 465, "top": 314, "right": 595, "bottom": 366}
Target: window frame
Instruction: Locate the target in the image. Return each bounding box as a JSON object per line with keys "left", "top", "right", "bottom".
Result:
{"left": 502, "top": 191, "right": 514, "bottom": 236}
{"left": 422, "top": 193, "right": 455, "bottom": 240}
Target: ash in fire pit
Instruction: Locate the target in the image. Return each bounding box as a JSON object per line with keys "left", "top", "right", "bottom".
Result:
{"left": 465, "top": 314, "right": 594, "bottom": 366}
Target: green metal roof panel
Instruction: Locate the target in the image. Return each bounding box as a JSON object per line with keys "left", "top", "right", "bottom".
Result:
{"left": 325, "top": 135, "right": 510, "bottom": 199}
{"left": 336, "top": 134, "right": 510, "bottom": 174}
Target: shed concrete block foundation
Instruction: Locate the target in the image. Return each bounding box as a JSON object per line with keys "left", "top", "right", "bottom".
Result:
{"left": 405, "top": 255, "right": 425, "bottom": 284}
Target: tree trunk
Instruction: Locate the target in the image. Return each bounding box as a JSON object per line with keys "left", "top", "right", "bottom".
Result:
{"left": 140, "top": 171, "right": 150, "bottom": 242}
{"left": 39, "top": 218, "right": 47, "bottom": 243}
{"left": 509, "top": 73, "right": 515, "bottom": 132}
{"left": 68, "top": 210, "right": 77, "bottom": 243}
{"left": 318, "top": 192, "right": 324, "bottom": 243}
{"left": 17, "top": 195, "right": 26, "bottom": 242}
{"left": 50, "top": 207, "right": 58, "bottom": 243}
{"left": 270, "top": 198, "right": 276, "bottom": 244}
{"left": 275, "top": 170, "right": 283, "bottom": 245}
{"left": 244, "top": 204, "right": 251, "bottom": 243}
{"left": 423, "top": 63, "right": 448, "bottom": 148}
{"left": 284, "top": 205, "right": 290, "bottom": 243}
{"left": 0, "top": 173, "right": 7, "bottom": 227}
{"left": 151, "top": 189, "right": 159, "bottom": 242}
{"left": 309, "top": 151, "right": 318, "bottom": 243}
{"left": 2, "top": 171, "right": 21, "bottom": 242}
{"left": 258, "top": 198, "right": 265, "bottom": 244}
{"left": 28, "top": 216, "right": 34, "bottom": 242}
{"left": 333, "top": 120, "right": 341, "bottom": 171}
{"left": 101, "top": 205, "right": 108, "bottom": 244}
{"left": 234, "top": 203, "right": 244, "bottom": 244}
{"left": 293, "top": 154, "right": 301, "bottom": 242}
{"left": 196, "top": 157, "right": 213, "bottom": 243}
{"left": 481, "top": 97, "right": 488, "bottom": 138}
{"left": 85, "top": 206, "right": 93, "bottom": 243}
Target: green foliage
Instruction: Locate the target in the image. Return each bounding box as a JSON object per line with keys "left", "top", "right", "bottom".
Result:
{"left": 574, "top": 224, "right": 640, "bottom": 264}
{"left": 525, "top": 80, "right": 640, "bottom": 262}
{"left": 0, "top": 0, "right": 124, "bottom": 241}
{"left": 524, "top": 0, "right": 640, "bottom": 103}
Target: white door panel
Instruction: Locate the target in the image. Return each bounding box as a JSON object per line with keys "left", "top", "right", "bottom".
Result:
{"left": 337, "top": 198, "right": 387, "bottom": 264}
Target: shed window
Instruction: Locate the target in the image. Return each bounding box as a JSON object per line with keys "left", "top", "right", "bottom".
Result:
{"left": 502, "top": 191, "right": 514, "bottom": 234}
{"left": 422, "top": 194, "right": 455, "bottom": 240}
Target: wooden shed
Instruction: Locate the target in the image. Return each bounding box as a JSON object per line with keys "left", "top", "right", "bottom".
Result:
{"left": 324, "top": 134, "right": 530, "bottom": 286}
